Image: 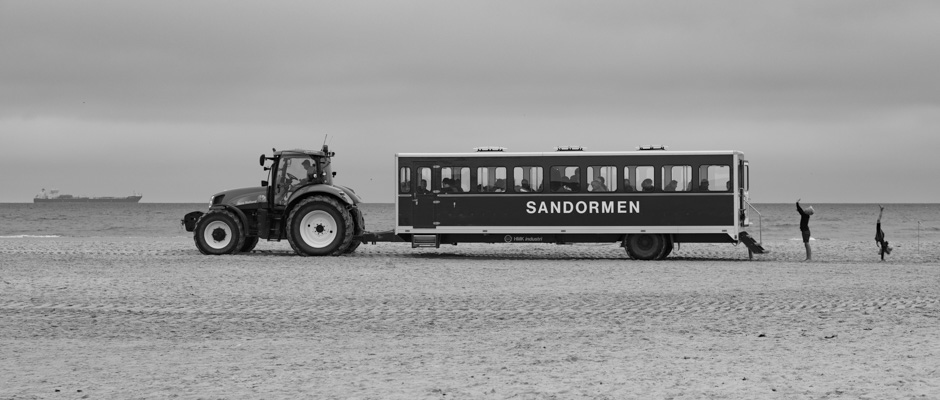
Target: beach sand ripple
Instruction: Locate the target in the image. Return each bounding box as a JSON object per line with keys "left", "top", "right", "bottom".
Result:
{"left": 1, "top": 237, "right": 939, "bottom": 399}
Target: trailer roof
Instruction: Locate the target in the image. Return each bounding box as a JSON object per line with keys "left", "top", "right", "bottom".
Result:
{"left": 396, "top": 149, "right": 744, "bottom": 158}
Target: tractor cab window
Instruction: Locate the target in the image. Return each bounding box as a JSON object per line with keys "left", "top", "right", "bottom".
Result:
{"left": 275, "top": 156, "right": 319, "bottom": 205}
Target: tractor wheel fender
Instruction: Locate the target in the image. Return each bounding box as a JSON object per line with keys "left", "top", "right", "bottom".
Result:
{"left": 288, "top": 185, "right": 355, "bottom": 207}
{"left": 210, "top": 205, "right": 249, "bottom": 235}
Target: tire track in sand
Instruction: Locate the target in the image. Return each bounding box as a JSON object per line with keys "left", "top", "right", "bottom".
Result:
{"left": 2, "top": 296, "right": 936, "bottom": 324}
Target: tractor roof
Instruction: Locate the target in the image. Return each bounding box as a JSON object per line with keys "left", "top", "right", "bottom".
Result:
{"left": 275, "top": 148, "right": 330, "bottom": 158}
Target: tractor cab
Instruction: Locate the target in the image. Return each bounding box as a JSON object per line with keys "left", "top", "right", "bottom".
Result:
{"left": 265, "top": 146, "right": 336, "bottom": 208}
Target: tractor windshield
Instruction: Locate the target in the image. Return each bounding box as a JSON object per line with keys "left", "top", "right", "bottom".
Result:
{"left": 274, "top": 155, "right": 323, "bottom": 205}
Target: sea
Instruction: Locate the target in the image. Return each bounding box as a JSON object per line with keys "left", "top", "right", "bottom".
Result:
{"left": 0, "top": 203, "right": 938, "bottom": 243}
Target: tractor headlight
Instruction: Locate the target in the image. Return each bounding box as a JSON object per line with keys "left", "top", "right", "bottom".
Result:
{"left": 208, "top": 195, "right": 215, "bottom": 206}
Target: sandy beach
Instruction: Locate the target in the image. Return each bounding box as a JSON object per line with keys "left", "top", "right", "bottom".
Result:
{"left": 1, "top": 237, "right": 938, "bottom": 399}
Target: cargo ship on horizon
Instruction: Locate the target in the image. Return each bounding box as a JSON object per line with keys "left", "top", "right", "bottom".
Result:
{"left": 34, "top": 189, "right": 142, "bottom": 203}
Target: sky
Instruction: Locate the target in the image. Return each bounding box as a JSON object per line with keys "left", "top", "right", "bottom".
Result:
{"left": 2, "top": 0, "right": 939, "bottom": 203}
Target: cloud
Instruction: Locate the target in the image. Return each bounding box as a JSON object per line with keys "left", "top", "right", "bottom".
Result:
{"left": 1, "top": 0, "right": 939, "bottom": 202}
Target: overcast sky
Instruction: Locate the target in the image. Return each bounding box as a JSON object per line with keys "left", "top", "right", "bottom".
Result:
{"left": 2, "top": 1, "right": 938, "bottom": 203}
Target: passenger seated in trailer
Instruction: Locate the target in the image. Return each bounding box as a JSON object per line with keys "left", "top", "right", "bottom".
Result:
{"left": 418, "top": 179, "right": 430, "bottom": 194}
{"left": 568, "top": 172, "right": 581, "bottom": 192}
{"left": 519, "top": 179, "right": 532, "bottom": 192}
{"left": 494, "top": 179, "right": 507, "bottom": 192}
{"left": 698, "top": 179, "right": 710, "bottom": 191}
{"left": 590, "top": 177, "right": 608, "bottom": 192}
{"left": 400, "top": 180, "right": 411, "bottom": 192}
{"left": 624, "top": 179, "right": 634, "bottom": 192}
{"left": 440, "top": 178, "right": 455, "bottom": 193}
{"left": 664, "top": 180, "right": 678, "bottom": 192}
{"left": 641, "top": 179, "right": 654, "bottom": 192}
{"left": 550, "top": 169, "right": 564, "bottom": 192}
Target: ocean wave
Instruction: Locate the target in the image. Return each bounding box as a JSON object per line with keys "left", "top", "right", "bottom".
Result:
{"left": 0, "top": 235, "right": 61, "bottom": 238}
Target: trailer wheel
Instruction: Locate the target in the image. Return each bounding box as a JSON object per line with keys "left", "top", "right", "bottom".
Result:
{"left": 286, "top": 195, "right": 353, "bottom": 256}
{"left": 194, "top": 209, "right": 245, "bottom": 255}
{"left": 658, "top": 238, "right": 674, "bottom": 260}
{"left": 625, "top": 234, "right": 667, "bottom": 260}
{"left": 239, "top": 236, "right": 259, "bottom": 253}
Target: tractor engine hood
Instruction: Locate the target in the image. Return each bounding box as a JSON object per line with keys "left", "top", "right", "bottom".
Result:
{"left": 210, "top": 187, "right": 266, "bottom": 207}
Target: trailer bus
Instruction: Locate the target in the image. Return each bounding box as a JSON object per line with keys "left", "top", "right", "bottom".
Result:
{"left": 371, "top": 146, "right": 764, "bottom": 260}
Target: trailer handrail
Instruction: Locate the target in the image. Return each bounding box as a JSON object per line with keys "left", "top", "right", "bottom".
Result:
{"left": 744, "top": 199, "right": 763, "bottom": 244}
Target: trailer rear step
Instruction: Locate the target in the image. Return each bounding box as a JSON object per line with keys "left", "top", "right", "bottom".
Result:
{"left": 412, "top": 234, "right": 440, "bottom": 248}
{"left": 739, "top": 231, "right": 767, "bottom": 259}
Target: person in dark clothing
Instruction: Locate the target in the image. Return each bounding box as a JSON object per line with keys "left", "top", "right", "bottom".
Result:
{"left": 797, "top": 199, "right": 814, "bottom": 261}
{"left": 875, "top": 205, "right": 892, "bottom": 261}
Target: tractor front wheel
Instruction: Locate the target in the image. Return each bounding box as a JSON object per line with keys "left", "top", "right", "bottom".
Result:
{"left": 194, "top": 209, "right": 245, "bottom": 255}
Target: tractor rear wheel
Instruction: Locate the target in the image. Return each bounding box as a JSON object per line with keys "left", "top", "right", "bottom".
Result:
{"left": 239, "top": 236, "right": 259, "bottom": 253}
{"left": 286, "top": 196, "right": 354, "bottom": 256}
{"left": 344, "top": 207, "right": 365, "bottom": 254}
{"left": 624, "top": 234, "right": 667, "bottom": 261}
{"left": 194, "top": 209, "right": 245, "bottom": 255}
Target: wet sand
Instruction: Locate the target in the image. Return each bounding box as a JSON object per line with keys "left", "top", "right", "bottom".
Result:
{"left": 1, "top": 237, "right": 939, "bottom": 399}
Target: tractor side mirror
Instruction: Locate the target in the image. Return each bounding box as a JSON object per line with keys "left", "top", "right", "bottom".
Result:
{"left": 259, "top": 154, "right": 267, "bottom": 166}
{"left": 261, "top": 180, "right": 268, "bottom": 187}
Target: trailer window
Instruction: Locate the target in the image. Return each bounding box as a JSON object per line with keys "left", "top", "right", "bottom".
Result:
{"left": 477, "top": 166, "right": 507, "bottom": 192}
{"left": 399, "top": 167, "right": 412, "bottom": 193}
{"left": 441, "top": 167, "right": 470, "bottom": 193}
{"left": 550, "top": 166, "right": 580, "bottom": 192}
{"left": 416, "top": 167, "right": 432, "bottom": 194}
{"left": 630, "top": 166, "right": 655, "bottom": 192}
{"left": 699, "top": 165, "right": 731, "bottom": 192}
{"left": 662, "top": 165, "right": 691, "bottom": 192}
{"left": 513, "top": 166, "right": 543, "bottom": 192}
{"left": 587, "top": 166, "right": 616, "bottom": 192}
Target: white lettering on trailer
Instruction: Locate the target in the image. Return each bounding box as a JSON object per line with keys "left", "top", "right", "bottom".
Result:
{"left": 526, "top": 200, "right": 639, "bottom": 215}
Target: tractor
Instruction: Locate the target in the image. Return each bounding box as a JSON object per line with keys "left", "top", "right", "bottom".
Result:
{"left": 181, "top": 145, "right": 365, "bottom": 256}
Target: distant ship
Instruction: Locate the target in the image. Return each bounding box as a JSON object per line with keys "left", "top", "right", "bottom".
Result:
{"left": 34, "top": 188, "right": 142, "bottom": 203}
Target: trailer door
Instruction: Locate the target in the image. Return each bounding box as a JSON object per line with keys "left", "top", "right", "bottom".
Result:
{"left": 739, "top": 160, "right": 750, "bottom": 226}
{"left": 413, "top": 164, "right": 438, "bottom": 229}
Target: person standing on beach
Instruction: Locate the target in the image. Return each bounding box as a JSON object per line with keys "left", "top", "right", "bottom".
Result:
{"left": 875, "top": 205, "right": 892, "bottom": 261}
{"left": 797, "top": 199, "right": 814, "bottom": 261}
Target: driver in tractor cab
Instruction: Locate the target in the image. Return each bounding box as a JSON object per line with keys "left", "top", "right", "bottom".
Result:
{"left": 301, "top": 159, "right": 318, "bottom": 184}
{"left": 276, "top": 157, "right": 315, "bottom": 204}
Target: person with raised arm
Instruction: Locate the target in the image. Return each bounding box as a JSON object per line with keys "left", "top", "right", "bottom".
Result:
{"left": 875, "top": 205, "right": 892, "bottom": 261}
{"left": 797, "top": 199, "right": 814, "bottom": 261}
